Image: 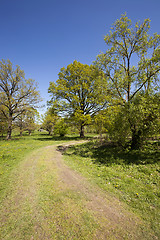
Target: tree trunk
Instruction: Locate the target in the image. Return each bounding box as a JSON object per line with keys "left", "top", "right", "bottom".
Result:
{"left": 131, "top": 129, "right": 142, "bottom": 150}
{"left": 20, "top": 126, "right": 23, "bottom": 136}
{"left": 19, "top": 118, "right": 23, "bottom": 136}
{"left": 128, "top": 114, "right": 142, "bottom": 150}
{"left": 80, "top": 124, "right": 84, "bottom": 138}
{"left": 6, "top": 118, "right": 12, "bottom": 140}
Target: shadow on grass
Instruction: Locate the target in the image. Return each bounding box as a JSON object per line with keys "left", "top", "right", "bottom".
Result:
{"left": 0, "top": 132, "right": 93, "bottom": 142}
{"left": 65, "top": 141, "right": 160, "bottom": 165}
{"left": 35, "top": 135, "right": 92, "bottom": 142}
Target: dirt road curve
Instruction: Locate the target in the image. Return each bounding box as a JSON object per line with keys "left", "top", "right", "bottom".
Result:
{"left": 0, "top": 142, "right": 149, "bottom": 240}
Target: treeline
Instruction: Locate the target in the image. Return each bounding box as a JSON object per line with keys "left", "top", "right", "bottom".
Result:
{"left": 43, "top": 14, "right": 160, "bottom": 149}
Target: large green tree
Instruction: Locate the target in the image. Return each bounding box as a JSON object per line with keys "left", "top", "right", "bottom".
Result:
{"left": 48, "top": 60, "right": 108, "bottom": 137}
{"left": 95, "top": 14, "right": 160, "bottom": 148}
{"left": 0, "top": 59, "right": 41, "bottom": 139}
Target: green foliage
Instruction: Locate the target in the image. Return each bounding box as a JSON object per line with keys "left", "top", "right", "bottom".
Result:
{"left": 15, "top": 108, "right": 38, "bottom": 136}
{"left": 48, "top": 60, "right": 108, "bottom": 137}
{"left": 41, "top": 108, "right": 58, "bottom": 135}
{"left": 95, "top": 93, "right": 160, "bottom": 148}
{"left": 95, "top": 13, "right": 160, "bottom": 149}
{"left": 94, "top": 111, "right": 108, "bottom": 136}
{"left": 0, "top": 111, "right": 7, "bottom": 136}
{"left": 96, "top": 14, "right": 160, "bottom": 101}
{"left": 94, "top": 106, "right": 131, "bottom": 146}
{"left": 106, "top": 107, "right": 131, "bottom": 146}
{"left": 54, "top": 118, "right": 69, "bottom": 137}
{"left": 129, "top": 93, "right": 160, "bottom": 148}
{"left": 0, "top": 59, "right": 41, "bottom": 139}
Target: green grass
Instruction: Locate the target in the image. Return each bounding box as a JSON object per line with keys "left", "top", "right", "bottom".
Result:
{"left": 0, "top": 134, "right": 100, "bottom": 239}
{"left": 1, "top": 132, "right": 159, "bottom": 238}
{"left": 0, "top": 131, "right": 86, "bottom": 203}
{"left": 63, "top": 140, "right": 160, "bottom": 238}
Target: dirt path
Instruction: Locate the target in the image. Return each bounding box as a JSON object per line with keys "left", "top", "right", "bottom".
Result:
{"left": 0, "top": 142, "right": 148, "bottom": 240}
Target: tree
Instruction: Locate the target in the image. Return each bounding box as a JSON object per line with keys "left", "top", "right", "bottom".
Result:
{"left": 128, "top": 92, "right": 160, "bottom": 148}
{"left": 95, "top": 14, "right": 160, "bottom": 149}
{"left": 94, "top": 105, "right": 131, "bottom": 145}
{"left": 0, "top": 59, "right": 41, "bottom": 139}
{"left": 41, "top": 108, "right": 58, "bottom": 135}
{"left": 94, "top": 110, "right": 108, "bottom": 138}
{"left": 24, "top": 111, "right": 37, "bottom": 135}
{"left": 54, "top": 118, "right": 68, "bottom": 137}
{"left": 48, "top": 60, "right": 108, "bottom": 137}
{"left": 15, "top": 108, "right": 38, "bottom": 136}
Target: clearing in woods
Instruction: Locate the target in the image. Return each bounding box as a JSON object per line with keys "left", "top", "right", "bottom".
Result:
{"left": 0, "top": 142, "right": 152, "bottom": 239}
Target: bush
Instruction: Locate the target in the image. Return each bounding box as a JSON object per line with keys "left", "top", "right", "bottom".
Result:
{"left": 54, "top": 119, "right": 68, "bottom": 137}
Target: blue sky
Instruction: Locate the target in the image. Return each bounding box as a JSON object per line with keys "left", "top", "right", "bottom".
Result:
{"left": 0, "top": 0, "right": 160, "bottom": 113}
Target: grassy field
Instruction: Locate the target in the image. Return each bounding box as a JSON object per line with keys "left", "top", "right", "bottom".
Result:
{"left": 0, "top": 132, "right": 159, "bottom": 239}
{"left": 63, "top": 140, "right": 160, "bottom": 238}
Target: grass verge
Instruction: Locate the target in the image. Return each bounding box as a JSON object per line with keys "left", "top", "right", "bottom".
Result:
{"left": 63, "top": 140, "right": 160, "bottom": 238}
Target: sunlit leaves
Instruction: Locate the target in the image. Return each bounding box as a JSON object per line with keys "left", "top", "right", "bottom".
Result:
{"left": 95, "top": 14, "right": 160, "bottom": 148}
{"left": 48, "top": 60, "right": 108, "bottom": 136}
{"left": 96, "top": 13, "right": 160, "bottom": 105}
{"left": 41, "top": 109, "right": 58, "bottom": 135}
